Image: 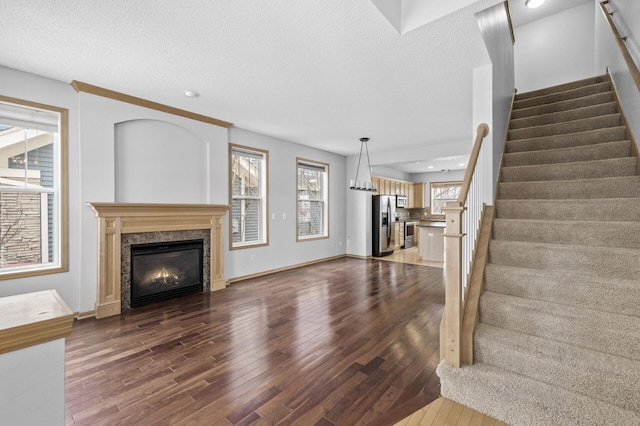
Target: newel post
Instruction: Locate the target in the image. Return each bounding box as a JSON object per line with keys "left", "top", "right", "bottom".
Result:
{"left": 441, "top": 201, "right": 465, "bottom": 367}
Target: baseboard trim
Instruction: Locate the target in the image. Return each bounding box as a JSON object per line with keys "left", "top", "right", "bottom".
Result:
{"left": 228, "top": 255, "right": 348, "bottom": 284}
{"left": 346, "top": 253, "right": 372, "bottom": 260}
{"left": 75, "top": 310, "right": 96, "bottom": 320}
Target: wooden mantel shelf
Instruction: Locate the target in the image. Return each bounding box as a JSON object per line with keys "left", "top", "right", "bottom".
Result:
{"left": 87, "top": 202, "right": 230, "bottom": 319}
{"left": 88, "top": 202, "right": 230, "bottom": 217}
{"left": 0, "top": 290, "right": 74, "bottom": 355}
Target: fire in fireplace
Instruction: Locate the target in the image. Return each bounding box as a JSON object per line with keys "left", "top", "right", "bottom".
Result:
{"left": 130, "top": 239, "right": 204, "bottom": 308}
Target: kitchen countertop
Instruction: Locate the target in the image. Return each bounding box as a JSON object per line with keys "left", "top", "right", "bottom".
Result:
{"left": 418, "top": 221, "right": 446, "bottom": 228}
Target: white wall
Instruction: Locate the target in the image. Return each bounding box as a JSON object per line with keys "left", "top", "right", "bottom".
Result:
{"left": 226, "top": 127, "right": 347, "bottom": 280}
{"left": 514, "top": 2, "right": 595, "bottom": 93}
{"left": 371, "top": 165, "right": 410, "bottom": 181}
{"left": 595, "top": 0, "right": 640, "bottom": 148}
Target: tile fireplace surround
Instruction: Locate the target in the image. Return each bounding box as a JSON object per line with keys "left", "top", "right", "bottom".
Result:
{"left": 88, "top": 203, "right": 229, "bottom": 319}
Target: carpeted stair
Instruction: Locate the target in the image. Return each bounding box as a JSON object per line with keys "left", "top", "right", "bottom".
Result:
{"left": 437, "top": 75, "right": 640, "bottom": 425}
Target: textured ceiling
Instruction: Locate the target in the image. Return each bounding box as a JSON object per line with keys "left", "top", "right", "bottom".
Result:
{"left": 7, "top": 0, "right": 577, "bottom": 175}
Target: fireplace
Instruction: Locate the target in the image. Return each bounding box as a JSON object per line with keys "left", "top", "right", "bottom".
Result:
{"left": 88, "top": 203, "right": 229, "bottom": 319}
{"left": 130, "top": 239, "right": 204, "bottom": 308}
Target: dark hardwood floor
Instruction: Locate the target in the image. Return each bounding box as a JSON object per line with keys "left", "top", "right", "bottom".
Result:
{"left": 65, "top": 257, "right": 444, "bottom": 425}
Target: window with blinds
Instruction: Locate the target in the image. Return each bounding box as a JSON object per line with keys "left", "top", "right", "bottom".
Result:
{"left": 297, "top": 159, "right": 328, "bottom": 240}
{"left": 0, "top": 96, "right": 67, "bottom": 278}
{"left": 230, "top": 145, "right": 268, "bottom": 248}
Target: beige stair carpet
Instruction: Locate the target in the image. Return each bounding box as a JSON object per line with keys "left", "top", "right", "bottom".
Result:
{"left": 437, "top": 74, "right": 640, "bottom": 425}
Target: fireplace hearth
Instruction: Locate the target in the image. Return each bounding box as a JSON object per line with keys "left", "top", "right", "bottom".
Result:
{"left": 130, "top": 239, "right": 203, "bottom": 308}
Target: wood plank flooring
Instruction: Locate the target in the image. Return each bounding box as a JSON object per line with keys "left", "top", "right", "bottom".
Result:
{"left": 393, "top": 398, "right": 508, "bottom": 426}
{"left": 65, "top": 257, "right": 446, "bottom": 425}
{"left": 377, "top": 247, "right": 443, "bottom": 268}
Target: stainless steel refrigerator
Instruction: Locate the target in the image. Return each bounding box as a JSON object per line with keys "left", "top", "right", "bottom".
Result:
{"left": 372, "top": 195, "right": 396, "bottom": 257}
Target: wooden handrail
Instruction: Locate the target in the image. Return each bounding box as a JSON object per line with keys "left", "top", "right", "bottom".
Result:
{"left": 599, "top": 1, "right": 640, "bottom": 92}
{"left": 457, "top": 124, "right": 490, "bottom": 206}
{"left": 504, "top": 0, "right": 515, "bottom": 45}
{"left": 441, "top": 123, "right": 490, "bottom": 368}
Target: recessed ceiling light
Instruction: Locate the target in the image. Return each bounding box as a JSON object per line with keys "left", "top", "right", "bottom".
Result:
{"left": 428, "top": 166, "right": 434, "bottom": 169}
{"left": 459, "top": 163, "right": 465, "bottom": 166}
{"left": 525, "top": 0, "right": 545, "bottom": 8}
{"left": 182, "top": 90, "right": 200, "bottom": 98}
{"left": 415, "top": 161, "right": 421, "bottom": 164}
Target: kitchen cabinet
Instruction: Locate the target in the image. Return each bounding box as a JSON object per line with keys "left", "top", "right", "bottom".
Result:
{"left": 418, "top": 223, "right": 445, "bottom": 262}
{"left": 407, "top": 186, "right": 414, "bottom": 208}
{"left": 373, "top": 176, "right": 426, "bottom": 209}
{"left": 412, "top": 183, "right": 426, "bottom": 208}
{"left": 401, "top": 182, "right": 408, "bottom": 198}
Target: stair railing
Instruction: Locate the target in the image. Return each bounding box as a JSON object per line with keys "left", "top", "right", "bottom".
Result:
{"left": 441, "top": 123, "right": 490, "bottom": 368}
{"left": 600, "top": 1, "right": 640, "bottom": 92}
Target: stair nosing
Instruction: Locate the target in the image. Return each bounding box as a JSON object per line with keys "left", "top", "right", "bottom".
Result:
{"left": 510, "top": 101, "right": 618, "bottom": 125}
{"left": 485, "top": 262, "right": 640, "bottom": 286}
{"left": 505, "top": 126, "right": 627, "bottom": 147}
{"left": 514, "top": 81, "right": 611, "bottom": 104}
{"left": 490, "top": 237, "right": 640, "bottom": 252}
{"left": 498, "top": 172, "right": 639, "bottom": 186}
{"left": 483, "top": 263, "right": 640, "bottom": 318}
{"left": 500, "top": 156, "right": 635, "bottom": 171}
{"left": 508, "top": 113, "right": 621, "bottom": 135}
{"left": 511, "top": 92, "right": 615, "bottom": 118}
{"left": 475, "top": 322, "right": 640, "bottom": 364}
{"left": 515, "top": 75, "right": 608, "bottom": 98}
{"left": 493, "top": 217, "right": 640, "bottom": 226}
{"left": 504, "top": 139, "right": 630, "bottom": 157}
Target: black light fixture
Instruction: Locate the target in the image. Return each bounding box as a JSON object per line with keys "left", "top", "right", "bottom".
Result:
{"left": 349, "top": 137, "right": 377, "bottom": 192}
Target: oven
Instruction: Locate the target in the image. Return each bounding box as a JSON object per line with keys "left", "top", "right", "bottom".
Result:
{"left": 404, "top": 221, "right": 417, "bottom": 249}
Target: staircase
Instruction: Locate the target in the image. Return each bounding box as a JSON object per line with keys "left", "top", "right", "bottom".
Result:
{"left": 437, "top": 75, "right": 640, "bottom": 425}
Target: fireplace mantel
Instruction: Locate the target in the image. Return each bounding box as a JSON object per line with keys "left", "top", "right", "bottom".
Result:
{"left": 88, "top": 203, "right": 229, "bottom": 319}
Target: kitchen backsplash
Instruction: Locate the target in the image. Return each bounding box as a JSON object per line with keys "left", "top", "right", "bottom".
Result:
{"left": 398, "top": 207, "right": 430, "bottom": 221}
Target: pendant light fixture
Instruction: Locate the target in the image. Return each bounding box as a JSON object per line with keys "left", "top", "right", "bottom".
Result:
{"left": 525, "top": 0, "right": 546, "bottom": 8}
{"left": 349, "top": 137, "right": 377, "bottom": 192}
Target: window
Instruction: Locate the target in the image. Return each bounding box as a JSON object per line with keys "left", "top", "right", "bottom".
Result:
{"left": 0, "top": 96, "right": 67, "bottom": 278}
{"left": 430, "top": 181, "right": 462, "bottom": 215}
{"left": 230, "top": 144, "right": 268, "bottom": 248}
{"left": 297, "top": 159, "right": 328, "bottom": 240}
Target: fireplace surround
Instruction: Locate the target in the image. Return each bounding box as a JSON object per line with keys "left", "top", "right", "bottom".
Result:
{"left": 88, "top": 203, "right": 229, "bottom": 318}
